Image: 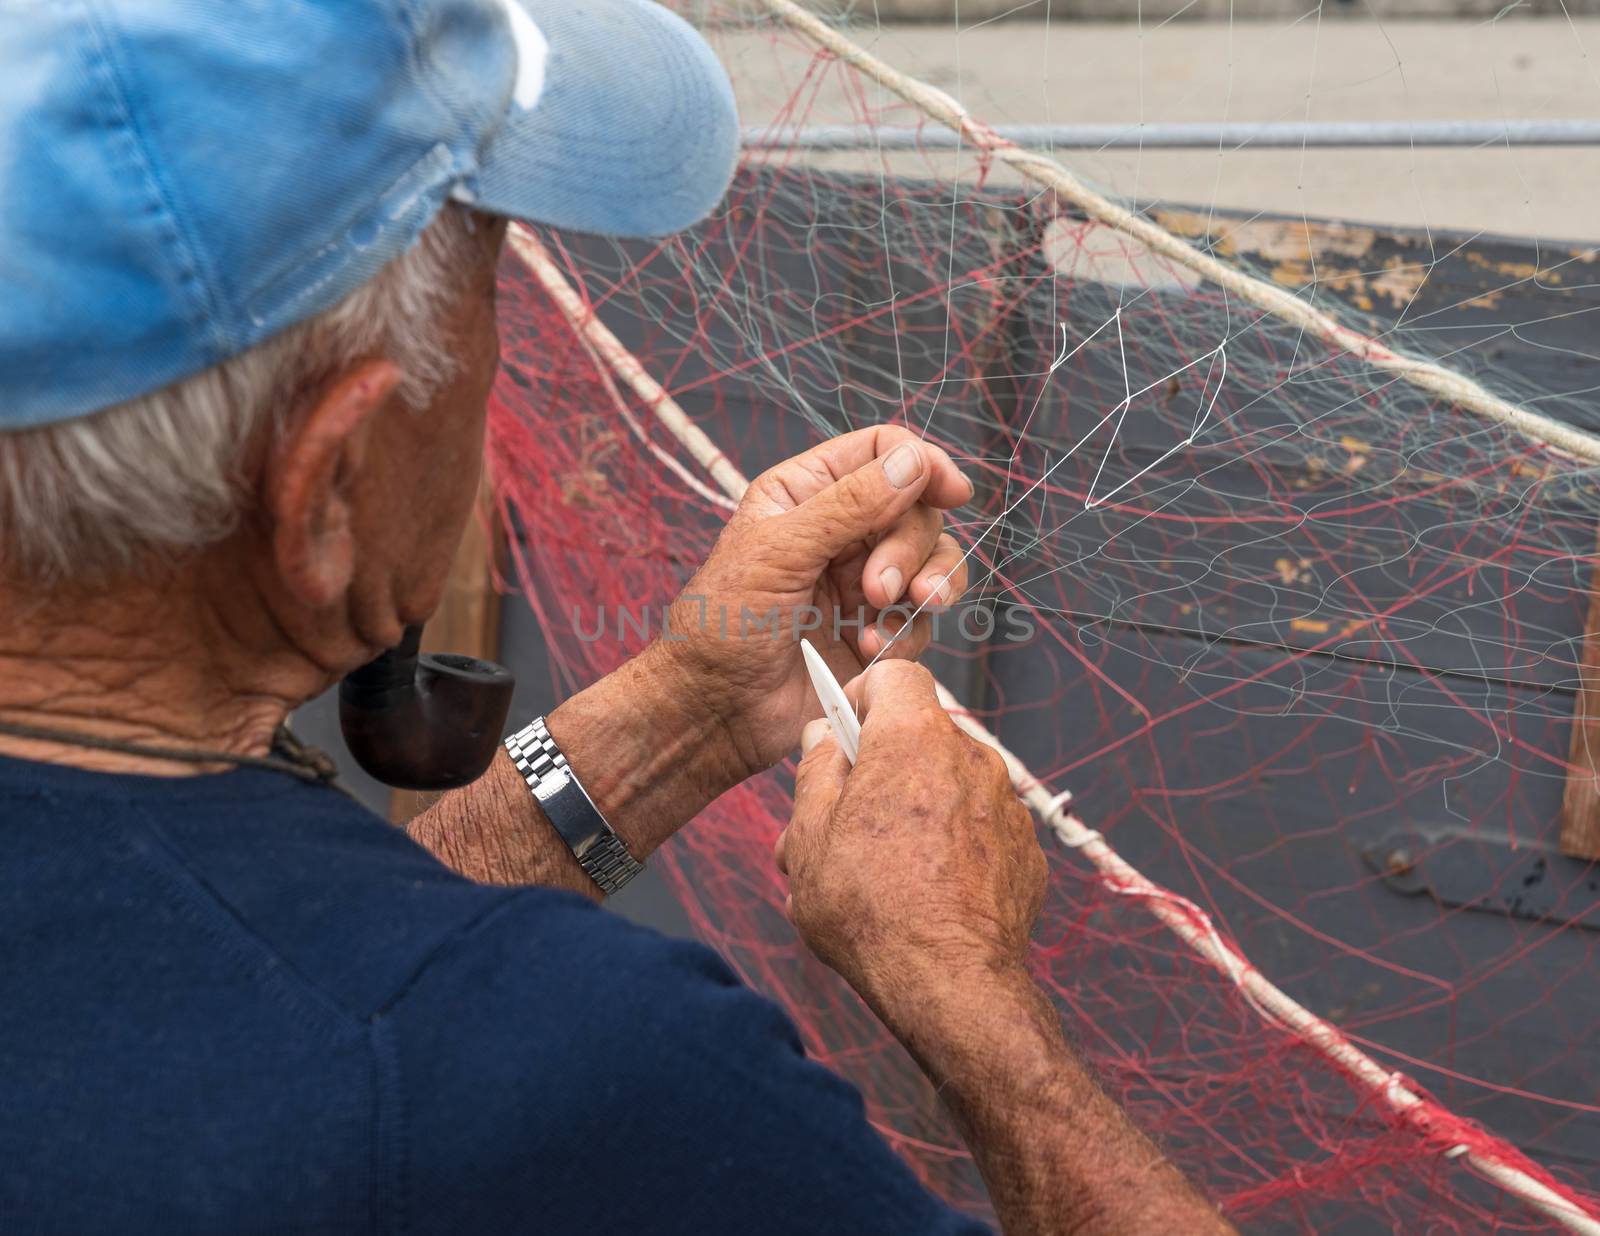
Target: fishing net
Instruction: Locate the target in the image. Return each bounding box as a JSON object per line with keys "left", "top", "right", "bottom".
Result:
{"left": 484, "top": 6, "right": 1600, "bottom": 1231}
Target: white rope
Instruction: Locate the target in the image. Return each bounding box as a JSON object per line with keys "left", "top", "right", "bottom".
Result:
{"left": 754, "top": 0, "right": 1600, "bottom": 470}
{"left": 506, "top": 231, "right": 738, "bottom": 513}
{"left": 507, "top": 224, "right": 1600, "bottom": 1235}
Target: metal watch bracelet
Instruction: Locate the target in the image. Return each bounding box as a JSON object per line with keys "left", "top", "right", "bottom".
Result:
{"left": 502, "top": 717, "right": 643, "bottom": 895}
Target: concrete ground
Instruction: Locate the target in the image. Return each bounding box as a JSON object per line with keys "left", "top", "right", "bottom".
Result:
{"left": 713, "top": 17, "right": 1600, "bottom": 241}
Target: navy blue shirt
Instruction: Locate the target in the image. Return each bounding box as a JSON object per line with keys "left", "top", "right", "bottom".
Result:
{"left": 0, "top": 755, "right": 988, "bottom": 1234}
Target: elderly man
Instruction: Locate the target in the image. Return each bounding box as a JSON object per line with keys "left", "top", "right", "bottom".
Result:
{"left": 0, "top": 2, "right": 1232, "bottom": 1233}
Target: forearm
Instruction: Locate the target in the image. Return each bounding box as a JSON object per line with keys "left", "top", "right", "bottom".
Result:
{"left": 408, "top": 642, "right": 746, "bottom": 894}
{"left": 875, "top": 964, "right": 1233, "bottom": 1236}
{"left": 408, "top": 748, "right": 595, "bottom": 894}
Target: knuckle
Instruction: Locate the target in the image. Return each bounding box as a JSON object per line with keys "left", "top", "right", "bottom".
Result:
{"left": 835, "top": 476, "right": 884, "bottom": 524}
{"left": 1030, "top": 842, "right": 1049, "bottom": 887}
{"left": 1026, "top": 850, "right": 1049, "bottom": 913}
{"left": 787, "top": 886, "right": 822, "bottom": 935}
{"left": 790, "top": 868, "right": 859, "bottom": 936}
{"left": 797, "top": 737, "right": 838, "bottom": 776}
{"left": 870, "top": 658, "right": 931, "bottom": 690}
{"left": 785, "top": 806, "right": 823, "bottom": 849}
{"left": 910, "top": 502, "right": 942, "bottom": 537}
{"left": 747, "top": 467, "right": 800, "bottom": 512}
{"left": 964, "top": 737, "right": 1010, "bottom": 785}
{"left": 780, "top": 825, "right": 820, "bottom": 884}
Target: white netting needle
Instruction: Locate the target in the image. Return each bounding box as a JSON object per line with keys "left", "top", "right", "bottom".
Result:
{"left": 801, "top": 638, "right": 861, "bottom": 765}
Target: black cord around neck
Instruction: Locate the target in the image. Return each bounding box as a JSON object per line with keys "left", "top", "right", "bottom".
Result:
{"left": 0, "top": 718, "right": 341, "bottom": 786}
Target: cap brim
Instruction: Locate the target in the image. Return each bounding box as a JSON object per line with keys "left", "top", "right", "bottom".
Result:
{"left": 469, "top": 0, "right": 739, "bottom": 240}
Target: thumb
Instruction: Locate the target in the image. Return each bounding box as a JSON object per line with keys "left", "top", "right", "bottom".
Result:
{"left": 776, "top": 440, "right": 931, "bottom": 571}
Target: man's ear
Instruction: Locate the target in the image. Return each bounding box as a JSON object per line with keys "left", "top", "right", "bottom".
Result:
{"left": 265, "top": 360, "right": 401, "bottom": 609}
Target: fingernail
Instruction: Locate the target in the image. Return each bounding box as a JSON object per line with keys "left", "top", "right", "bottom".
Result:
{"left": 801, "top": 719, "right": 830, "bottom": 753}
{"left": 961, "top": 472, "right": 976, "bottom": 502}
{"left": 925, "top": 573, "right": 951, "bottom": 604}
{"left": 883, "top": 443, "right": 923, "bottom": 489}
{"left": 879, "top": 565, "right": 904, "bottom": 603}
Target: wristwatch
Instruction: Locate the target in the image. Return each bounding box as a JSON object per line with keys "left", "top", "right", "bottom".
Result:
{"left": 502, "top": 717, "right": 644, "bottom": 895}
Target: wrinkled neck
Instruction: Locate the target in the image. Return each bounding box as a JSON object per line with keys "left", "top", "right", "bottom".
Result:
{"left": 0, "top": 557, "right": 328, "bottom": 776}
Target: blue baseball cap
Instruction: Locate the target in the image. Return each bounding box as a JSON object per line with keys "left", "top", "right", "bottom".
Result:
{"left": 0, "top": 0, "right": 739, "bottom": 429}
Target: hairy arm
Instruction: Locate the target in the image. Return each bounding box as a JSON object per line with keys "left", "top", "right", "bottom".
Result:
{"left": 877, "top": 961, "right": 1231, "bottom": 1235}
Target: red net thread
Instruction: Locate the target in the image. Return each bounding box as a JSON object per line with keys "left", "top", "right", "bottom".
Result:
{"left": 483, "top": 28, "right": 1600, "bottom": 1233}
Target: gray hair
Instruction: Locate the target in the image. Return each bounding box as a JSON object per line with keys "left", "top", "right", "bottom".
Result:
{"left": 0, "top": 204, "right": 482, "bottom": 582}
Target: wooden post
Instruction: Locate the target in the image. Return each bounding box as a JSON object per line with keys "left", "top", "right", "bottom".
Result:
{"left": 1561, "top": 536, "right": 1600, "bottom": 860}
{"left": 388, "top": 478, "right": 505, "bottom": 824}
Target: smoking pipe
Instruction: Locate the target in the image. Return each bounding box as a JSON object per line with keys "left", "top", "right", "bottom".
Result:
{"left": 339, "top": 624, "right": 515, "bottom": 790}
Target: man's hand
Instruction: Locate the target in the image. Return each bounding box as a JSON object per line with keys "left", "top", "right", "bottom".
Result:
{"left": 774, "top": 661, "right": 1235, "bottom": 1236}
{"left": 412, "top": 427, "right": 973, "bottom": 897}
{"left": 776, "top": 659, "right": 1046, "bottom": 1005}
{"left": 662, "top": 426, "right": 973, "bottom": 777}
